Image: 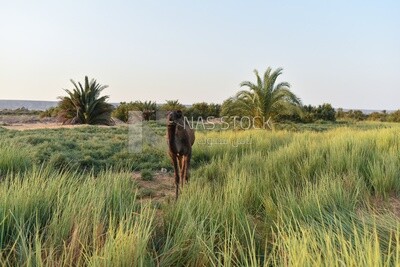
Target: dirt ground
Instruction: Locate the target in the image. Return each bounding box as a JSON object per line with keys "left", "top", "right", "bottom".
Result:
{"left": 0, "top": 115, "right": 66, "bottom": 130}
{"left": 0, "top": 116, "right": 125, "bottom": 131}
{"left": 2, "top": 123, "right": 87, "bottom": 131}
{"left": 368, "top": 194, "right": 400, "bottom": 218}
{"left": 133, "top": 171, "right": 176, "bottom": 204}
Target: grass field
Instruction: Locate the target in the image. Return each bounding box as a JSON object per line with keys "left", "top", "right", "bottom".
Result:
{"left": 0, "top": 122, "right": 400, "bottom": 266}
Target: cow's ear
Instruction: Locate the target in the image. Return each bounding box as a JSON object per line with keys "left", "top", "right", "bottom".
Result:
{"left": 176, "top": 110, "right": 182, "bottom": 118}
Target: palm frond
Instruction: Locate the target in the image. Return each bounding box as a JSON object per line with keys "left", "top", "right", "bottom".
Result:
{"left": 222, "top": 67, "right": 301, "bottom": 128}
{"left": 57, "top": 76, "right": 114, "bottom": 125}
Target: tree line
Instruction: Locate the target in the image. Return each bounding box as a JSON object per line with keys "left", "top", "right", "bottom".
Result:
{"left": 43, "top": 68, "right": 400, "bottom": 126}
{"left": 112, "top": 101, "right": 221, "bottom": 122}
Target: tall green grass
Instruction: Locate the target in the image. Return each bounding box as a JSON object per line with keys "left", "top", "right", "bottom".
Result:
{"left": 0, "top": 141, "right": 31, "bottom": 175}
{"left": 0, "top": 167, "right": 154, "bottom": 266}
{"left": 155, "top": 127, "right": 400, "bottom": 266}
{"left": 1, "top": 125, "right": 400, "bottom": 266}
{"left": 0, "top": 126, "right": 170, "bottom": 174}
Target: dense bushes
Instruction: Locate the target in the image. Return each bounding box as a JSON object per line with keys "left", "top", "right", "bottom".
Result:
{"left": 113, "top": 102, "right": 138, "bottom": 122}
{"left": 276, "top": 103, "right": 336, "bottom": 123}
{"left": 278, "top": 105, "right": 400, "bottom": 124}
{"left": 113, "top": 101, "right": 157, "bottom": 122}
{"left": 336, "top": 109, "right": 400, "bottom": 122}
{"left": 0, "top": 107, "right": 41, "bottom": 115}
{"left": 365, "top": 110, "right": 400, "bottom": 122}
{"left": 39, "top": 106, "right": 60, "bottom": 118}
{"left": 185, "top": 102, "right": 221, "bottom": 119}
{"left": 159, "top": 100, "right": 186, "bottom": 112}
{"left": 112, "top": 101, "right": 221, "bottom": 122}
{"left": 336, "top": 108, "right": 367, "bottom": 121}
{"left": 388, "top": 110, "right": 400, "bottom": 122}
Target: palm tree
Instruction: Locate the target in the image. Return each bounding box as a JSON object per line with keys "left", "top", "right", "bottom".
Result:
{"left": 161, "top": 100, "right": 185, "bottom": 112}
{"left": 139, "top": 101, "right": 157, "bottom": 121}
{"left": 221, "top": 67, "right": 302, "bottom": 128}
{"left": 58, "top": 76, "right": 114, "bottom": 125}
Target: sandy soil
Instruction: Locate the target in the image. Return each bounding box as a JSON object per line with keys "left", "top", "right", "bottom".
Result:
{"left": 0, "top": 115, "right": 126, "bottom": 131}
{"left": 0, "top": 114, "right": 65, "bottom": 130}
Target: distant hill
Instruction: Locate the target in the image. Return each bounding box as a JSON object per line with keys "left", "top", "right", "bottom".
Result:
{"left": 338, "top": 108, "right": 395, "bottom": 115}
{"left": 0, "top": 100, "right": 119, "bottom": 111}
{"left": 0, "top": 100, "right": 58, "bottom": 111}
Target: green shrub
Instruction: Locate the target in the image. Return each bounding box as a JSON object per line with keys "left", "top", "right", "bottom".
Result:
{"left": 139, "top": 188, "right": 156, "bottom": 197}
{"left": 160, "top": 100, "right": 186, "bottom": 112}
{"left": 141, "top": 169, "right": 154, "bottom": 181}
{"left": 113, "top": 101, "right": 157, "bottom": 122}
{"left": 39, "top": 106, "right": 59, "bottom": 118}
{"left": 388, "top": 110, "right": 400, "bottom": 122}
{"left": 0, "top": 107, "right": 40, "bottom": 115}
{"left": 186, "top": 102, "right": 221, "bottom": 119}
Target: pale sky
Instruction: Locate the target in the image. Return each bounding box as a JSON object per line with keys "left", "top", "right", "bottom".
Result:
{"left": 1, "top": 0, "right": 399, "bottom": 110}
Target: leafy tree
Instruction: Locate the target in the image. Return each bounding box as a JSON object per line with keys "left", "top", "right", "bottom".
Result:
{"left": 335, "top": 109, "right": 367, "bottom": 121}
{"left": 186, "top": 102, "right": 209, "bottom": 119}
{"left": 160, "top": 100, "right": 186, "bottom": 112}
{"left": 275, "top": 111, "right": 303, "bottom": 123}
{"left": 336, "top": 108, "right": 346, "bottom": 120}
{"left": 302, "top": 105, "right": 316, "bottom": 122}
{"left": 363, "top": 110, "right": 400, "bottom": 122}
{"left": 221, "top": 67, "right": 302, "bottom": 128}
{"left": 112, "top": 102, "right": 137, "bottom": 122}
{"left": 276, "top": 103, "right": 336, "bottom": 123}
{"left": 315, "top": 103, "right": 336, "bottom": 121}
{"left": 346, "top": 110, "right": 367, "bottom": 121}
{"left": 139, "top": 101, "right": 157, "bottom": 121}
{"left": 208, "top": 103, "right": 221, "bottom": 117}
{"left": 186, "top": 102, "right": 221, "bottom": 119}
{"left": 58, "top": 76, "right": 114, "bottom": 125}
{"left": 367, "top": 111, "right": 388, "bottom": 122}
{"left": 388, "top": 110, "right": 400, "bottom": 122}
{"left": 112, "top": 101, "right": 157, "bottom": 122}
